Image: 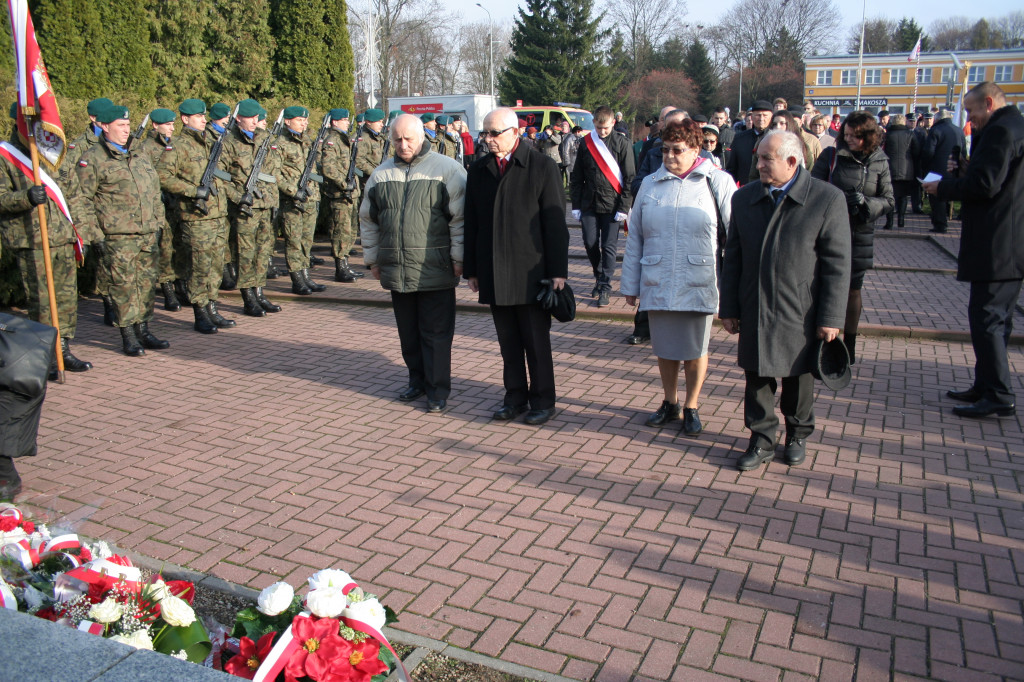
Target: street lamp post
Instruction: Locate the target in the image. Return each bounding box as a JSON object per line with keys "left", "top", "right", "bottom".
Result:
{"left": 476, "top": 3, "right": 493, "bottom": 99}
{"left": 855, "top": 0, "right": 866, "bottom": 109}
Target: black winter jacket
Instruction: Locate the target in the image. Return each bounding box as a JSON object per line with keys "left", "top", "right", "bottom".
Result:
{"left": 570, "top": 131, "right": 635, "bottom": 215}
{"left": 883, "top": 125, "right": 918, "bottom": 182}
{"left": 922, "top": 118, "right": 966, "bottom": 177}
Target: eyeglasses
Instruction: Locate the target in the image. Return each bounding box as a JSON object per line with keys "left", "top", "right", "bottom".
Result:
{"left": 480, "top": 126, "right": 514, "bottom": 138}
{"left": 662, "top": 146, "right": 693, "bottom": 155}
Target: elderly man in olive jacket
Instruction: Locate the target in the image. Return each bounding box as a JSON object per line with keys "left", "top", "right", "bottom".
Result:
{"left": 720, "top": 130, "right": 851, "bottom": 472}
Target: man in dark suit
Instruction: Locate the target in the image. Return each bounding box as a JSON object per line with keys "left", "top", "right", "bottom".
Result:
{"left": 921, "top": 110, "right": 966, "bottom": 233}
{"left": 725, "top": 100, "right": 773, "bottom": 184}
{"left": 464, "top": 108, "right": 570, "bottom": 426}
{"left": 924, "top": 82, "right": 1024, "bottom": 418}
{"left": 720, "top": 130, "right": 851, "bottom": 472}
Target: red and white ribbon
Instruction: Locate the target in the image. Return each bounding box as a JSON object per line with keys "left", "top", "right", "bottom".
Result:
{"left": 342, "top": 615, "right": 410, "bottom": 682}
{"left": 0, "top": 504, "right": 23, "bottom": 525}
{"left": 59, "top": 555, "right": 142, "bottom": 601}
{"left": 77, "top": 620, "right": 105, "bottom": 636}
{"left": 584, "top": 132, "right": 623, "bottom": 195}
{"left": 252, "top": 619, "right": 299, "bottom": 682}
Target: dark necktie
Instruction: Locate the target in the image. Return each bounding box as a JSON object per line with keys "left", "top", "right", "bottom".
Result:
{"left": 498, "top": 157, "right": 508, "bottom": 175}
{"left": 771, "top": 188, "right": 784, "bottom": 206}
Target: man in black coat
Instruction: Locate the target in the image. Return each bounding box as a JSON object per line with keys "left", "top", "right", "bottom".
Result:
{"left": 924, "top": 82, "right": 1024, "bottom": 418}
{"left": 725, "top": 100, "right": 773, "bottom": 184}
{"left": 464, "top": 108, "right": 570, "bottom": 426}
{"left": 921, "top": 110, "right": 966, "bottom": 233}
{"left": 720, "top": 131, "right": 851, "bottom": 472}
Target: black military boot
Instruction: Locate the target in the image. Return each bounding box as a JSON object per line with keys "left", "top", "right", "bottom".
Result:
{"left": 346, "top": 257, "right": 365, "bottom": 279}
{"left": 290, "top": 271, "right": 312, "bottom": 295}
{"left": 310, "top": 254, "right": 325, "bottom": 266}
{"left": 302, "top": 268, "right": 326, "bottom": 292}
{"left": 241, "top": 288, "right": 267, "bottom": 317}
{"left": 220, "top": 263, "right": 238, "bottom": 290}
{"left": 101, "top": 295, "right": 117, "bottom": 327}
{"left": 255, "top": 287, "right": 281, "bottom": 313}
{"left": 61, "top": 338, "right": 93, "bottom": 371}
{"left": 193, "top": 303, "right": 218, "bottom": 334}
{"left": 134, "top": 322, "right": 169, "bottom": 349}
{"left": 160, "top": 282, "right": 181, "bottom": 311}
{"left": 174, "top": 279, "right": 190, "bottom": 305}
{"left": 206, "top": 301, "right": 236, "bottom": 328}
{"left": 120, "top": 325, "right": 145, "bottom": 356}
{"left": 266, "top": 259, "right": 279, "bottom": 280}
{"left": 334, "top": 257, "right": 355, "bottom": 283}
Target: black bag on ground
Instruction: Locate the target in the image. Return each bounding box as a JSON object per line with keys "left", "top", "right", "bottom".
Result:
{"left": 0, "top": 313, "right": 57, "bottom": 399}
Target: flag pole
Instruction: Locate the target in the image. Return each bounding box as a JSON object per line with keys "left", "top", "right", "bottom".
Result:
{"left": 25, "top": 112, "right": 64, "bottom": 383}
{"left": 911, "top": 36, "right": 921, "bottom": 114}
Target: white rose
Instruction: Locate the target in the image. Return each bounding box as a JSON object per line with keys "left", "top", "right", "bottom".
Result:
{"left": 342, "top": 597, "right": 386, "bottom": 630}
{"left": 88, "top": 597, "right": 123, "bottom": 624}
{"left": 305, "top": 587, "right": 347, "bottom": 618}
{"left": 146, "top": 580, "right": 171, "bottom": 603}
{"left": 112, "top": 629, "right": 154, "bottom": 650}
{"left": 257, "top": 582, "right": 294, "bottom": 616}
{"left": 307, "top": 569, "right": 355, "bottom": 592}
{"left": 159, "top": 594, "right": 196, "bottom": 627}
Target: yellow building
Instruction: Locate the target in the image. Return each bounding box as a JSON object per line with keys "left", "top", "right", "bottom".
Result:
{"left": 804, "top": 48, "right": 1024, "bottom": 117}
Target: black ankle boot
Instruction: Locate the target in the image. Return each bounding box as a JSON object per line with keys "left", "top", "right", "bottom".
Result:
{"left": 334, "top": 257, "right": 356, "bottom": 283}
{"left": 266, "top": 259, "right": 279, "bottom": 280}
{"left": 255, "top": 287, "right": 281, "bottom": 312}
{"left": 220, "top": 263, "right": 238, "bottom": 290}
{"left": 310, "top": 254, "right": 325, "bottom": 266}
{"left": 101, "top": 295, "right": 117, "bottom": 327}
{"left": 241, "top": 288, "right": 267, "bottom": 317}
{"left": 160, "top": 282, "right": 181, "bottom": 311}
{"left": 302, "top": 268, "right": 326, "bottom": 292}
{"left": 206, "top": 301, "right": 236, "bottom": 328}
{"left": 193, "top": 303, "right": 218, "bottom": 334}
{"left": 174, "top": 279, "right": 190, "bottom": 305}
{"left": 843, "top": 334, "right": 857, "bottom": 366}
{"left": 344, "top": 256, "right": 365, "bottom": 279}
{"left": 134, "top": 322, "right": 169, "bottom": 349}
{"left": 120, "top": 326, "right": 145, "bottom": 356}
{"left": 290, "top": 271, "right": 312, "bottom": 295}
{"left": 61, "top": 338, "right": 93, "bottom": 371}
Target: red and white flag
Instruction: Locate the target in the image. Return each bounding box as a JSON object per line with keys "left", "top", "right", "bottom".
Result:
{"left": 7, "top": 0, "right": 66, "bottom": 173}
{"left": 907, "top": 35, "right": 922, "bottom": 62}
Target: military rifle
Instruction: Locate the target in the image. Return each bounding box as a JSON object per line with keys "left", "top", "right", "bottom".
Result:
{"left": 124, "top": 113, "right": 150, "bottom": 152}
{"left": 381, "top": 123, "right": 392, "bottom": 160}
{"left": 194, "top": 104, "right": 239, "bottom": 216}
{"left": 293, "top": 114, "right": 331, "bottom": 208}
{"left": 239, "top": 110, "right": 285, "bottom": 218}
{"left": 342, "top": 131, "right": 361, "bottom": 198}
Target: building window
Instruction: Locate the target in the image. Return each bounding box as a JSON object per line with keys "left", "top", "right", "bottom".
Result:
{"left": 841, "top": 69, "right": 857, "bottom": 85}
{"left": 967, "top": 65, "right": 984, "bottom": 83}
{"left": 915, "top": 68, "right": 932, "bottom": 84}
{"left": 888, "top": 105, "right": 905, "bottom": 114}
{"left": 994, "top": 65, "right": 1012, "bottom": 82}
{"left": 941, "top": 67, "right": 955, "bottom": 83}
{"left": 864, "top": 69, "right": 881, "bottom": 85}
{"left": 890, "top": 68, "right": 906, "bottom": 84}
{"left": 816, "top": 70, "right": 833, "bottom": 86}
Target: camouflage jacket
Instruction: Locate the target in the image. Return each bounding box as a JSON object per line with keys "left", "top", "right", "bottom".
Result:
{"left": 155, "top": 126, "right": 228, "bottom": 221}
{"left": 68, "top": 136, "right": 165, "bottom": 242}
{"left": 0, "top": 135, "right": 76, "bottom": 250}
{"left": 436, "top": 131, "right": 459, "bottom": 160}
{"left": 320, "top": 128, "right": 359, "bottom": 201}
{"left": 60, "top": 125, "right": 101, "bottom": 186}
{"left": 205, "top": 122, "right": 226, "bottom": 143}
{"left": 220, "top": 125, "right": 281, "bottom": 210}
{"left": 355, "top": 125, "right": 386, "bottom": 180}
{"left": 139, "top": 130, "right": 171, "bottom": 167}
{"left": 276, "top": 127, "right": 320, "bottom": 203}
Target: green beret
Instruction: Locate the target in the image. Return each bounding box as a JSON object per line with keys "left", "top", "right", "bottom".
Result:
{"left": 356, "top": 114, "right": 364, "bottom": 123}
{"left": 87, "top": 98, "right": 114, "bottom": 116}
{"left": 283, "top": 105, "right": 309, "bottom": 119}
{"left": 209, "top": 102, "right": 231, "bottom": 120}
{"left": 178, "top": 99, "right": 206, "bottom": 116}
{"left": 150, "top": 108, "right": 177, "bottom": 124}
{"left": 388, "top": 110, "right": 402, "bottom": 123}
{"left": 420, "top": 113, "right": 435, "bottom": 123}
{"left": 329, "top": 108, "right": 350, "bottom": 121}
{"left": 258, "top": 108, "right": 267, "bottom": 121}
{"left": 97, "top": 105, "right": 129, "bottom": 124}
{"left": 236, "top": 99, "right": 261, "bottom": 118}
{"left": 363, "top": 108, "right": 384, "bottom": 123}
{"left": 436, "top": 115, "right": 451, "bottom": 126}
{"left": 9, "top": 102, "right": 17, "bottom": 120}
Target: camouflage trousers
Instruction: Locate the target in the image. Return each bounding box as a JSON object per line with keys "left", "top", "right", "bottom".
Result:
{"left": 159, "top": 202, "right": 185, "bottom": 284}
{"left": 327, "top": 196, "right": 358, "bottom": 259}
{"left": 182, "top": 217, "right": 229, "bottom": 307}
{"left": 280, "top": 199, "right": 316, "bottom": 272}
{"left": 101, "top": 232, "right": 159, "bottom": 327}
{"left": 233, "top": 207, "right": 275, "bottom": 289}
{"left": 14, "top": 244, "right": 78, "bottom": 339}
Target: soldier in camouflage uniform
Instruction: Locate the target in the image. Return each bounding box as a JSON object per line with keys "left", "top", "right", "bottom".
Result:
{"left": 155, "top": 98, "right": 234, "bottom": 335}
{"left": 320, "top": 108, "right": 364, "bottom": 283}
{"left": 435, "top": 116, "right": 460, "bottom": 160}
{"left": 0, "top": 105, "right": 92, "bottom": 375}
{"left": 220, "top": 98, "right": 282, "bottom": 316}
{"left": 140, "top": 108, "right": 183, "bottom": 312}
{"left": 276, "top": 105, "right": 325, "bottom": 296}
{"left": 421, "top": 114, "right": 444, "bottom": 154}
{"left": 68, "top": 105, "right": 170, "bottom": 357}
{"left": 205, "top": 103, "right": 238, "bottom": 290}
{"left": 355, "top": 109, "right": 386, "bottom": 192}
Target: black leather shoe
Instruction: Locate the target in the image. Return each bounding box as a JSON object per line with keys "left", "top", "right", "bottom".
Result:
{"left": 255, "top": 288, "right": 281, "bottom": 313}
{"left": 160, "top": 282, "right": 181, "bottom": 311}
{"left": 947, "top": 387, "right": 981, "bottom": 402}
{"left": 784, "top": 438, "right": 806, "bottom": 466}
{"left": 737, "top": 443, "right": 775, "bottom": 471}
{"left": 134, "top": 322, "right": 169, "bottom": 350}
{"left": 524, "top": 408, "right": 555, "bottom": 425}
{"left": 290, "top": 271, "right": 312, "bottom": 295}
{"left": 953, "top": 399, "right": 1016, "bottom": 419}
{"left": 625, "top": 334, "right": 650, "bottom": 345}
{"left": 310, "top": 255, "right": 325, "bottom": 266}
{"left": 398, "top": 386, "right": 425, "bottom": 402}
{"left": 101, "top": 295, "right": 118, "bottom": 327}
{"left": 427, "top": 399, "right": 447, "bottom": 414}
{"left": 493, "top": 404, "right": 528, "bottom": 421}
{"left": 193, "top": 304, "right": 218, "bottom": 334}
{"left": 302, "top": 269, "right": 327, "bottom": 293}
{"left": 241, "top": 288, "right": 267, "bottom": 317}
{"left": 119, "top": 326, "right": 145, "bottom": 357}
{"left": 591, "top": 284, "right": 600, "bottom": 298}
{"left": 682, "top": 408, "right": 702, "bottom": 436}
{"left": 61, "top": 338, "right": 92, "bottom": 371}
{"left": 206, "top": 301, "right": 236, "bottom": 328}
{"left": 597, "top": 290, "right": 611, "bottom": 307}
{"left": 646, "top": 400, "right": 680, "bottom": 427}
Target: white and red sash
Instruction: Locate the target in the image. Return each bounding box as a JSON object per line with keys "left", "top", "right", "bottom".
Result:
{"left": 583, "top": 132, "right": 623, "bottom": 194}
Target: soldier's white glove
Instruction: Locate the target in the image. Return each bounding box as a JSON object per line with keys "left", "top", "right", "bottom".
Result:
{"left": 571, "top": 210, "right": 581, "bottom": 221}
{"left": 614, "top": 212, "right": 628, "bottom": 223}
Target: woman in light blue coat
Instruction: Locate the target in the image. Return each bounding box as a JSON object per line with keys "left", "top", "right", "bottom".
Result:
{"left": 621, "top": 119, "right": 735, "bottom": 436}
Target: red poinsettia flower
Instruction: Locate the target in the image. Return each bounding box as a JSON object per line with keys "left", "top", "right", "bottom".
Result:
{"left": 0, "top": 516, "right": 16, "bottom": 532}
{"left": 21, "top": 520, "right": 35, "bottom": 533}
{"left": 225, "top": 632, "right": 276, "bottom": 679}
{"left": 79, "top": 546, "right": 93, "bottom": 562}
{"left": 325, "top": 638, "right": 388, "bottom": 682}
{"left": 284, "top": 616, "right": 345, "bottom": 682}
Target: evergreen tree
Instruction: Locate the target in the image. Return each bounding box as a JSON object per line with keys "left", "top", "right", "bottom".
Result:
{"left": 561, "top": 0, "right": 618, "bottom": 110}
{"left": 499, "top": 0, "right": 560, "bottom": 106}
{"left": 271, "top": 0, "right": 349, "bottom": 109}
{"left": 207, "top": 0, "right": 276, "bottom": 101}
{"left": 682, "top": 39, "right": 716, "bottom": 115}
{"left": 105, "top": 0, "right": 156, "bottom": 99}
{"left": 651, "top": 37, "right": 686, "bottom": 71}
{"left": 149, "top": 2, "right": 213, "bottom": 104}
{"left": 322, "top": 0, "right": 355, "bottom": 112}
{"left": 31, "top": 0, "right": 110, "bottom": 99}
{"left": 894, "top": 17, "right": 929, "bottom": 52}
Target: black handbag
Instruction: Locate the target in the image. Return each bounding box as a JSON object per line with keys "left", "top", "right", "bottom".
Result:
{"left": 0, "top": 313, "right": 57, "bottom": 399}
{"left": 536, "top": 279, "right": 576, "bottom": 323}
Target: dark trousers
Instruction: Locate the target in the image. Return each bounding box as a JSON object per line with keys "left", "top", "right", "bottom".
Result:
{"left": 887, "top": 180, "right": 914, "bottom": 227}
{"left": 580, "top": 212, "right": 621, "bottom": 290}
{"left": 930, "top": 198, "right": 949, "bottom": 232}
{"left": 490, "top": 303, "right": 556, "bottom": 410}
{"left": 967, "top": 279, "right": 1022, "bottom": 404}
{"left": 391, "top": 289, "right": 456, "bottom": 401}
{"left": 744, "top": 372, "right": 815, "bottom": 448}
{"left": 0, "top": 389, "right": 45, "bottom": 459}
{"left": 911, "top": 181, "right": 922, "bottom": 213}
{"left": 632, "top": 309, "right": 650, "bottom": 337}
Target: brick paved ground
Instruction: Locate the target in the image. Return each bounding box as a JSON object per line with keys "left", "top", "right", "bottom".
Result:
{"left": 13, "top": 213, "right": 1024, "bottom": 681}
